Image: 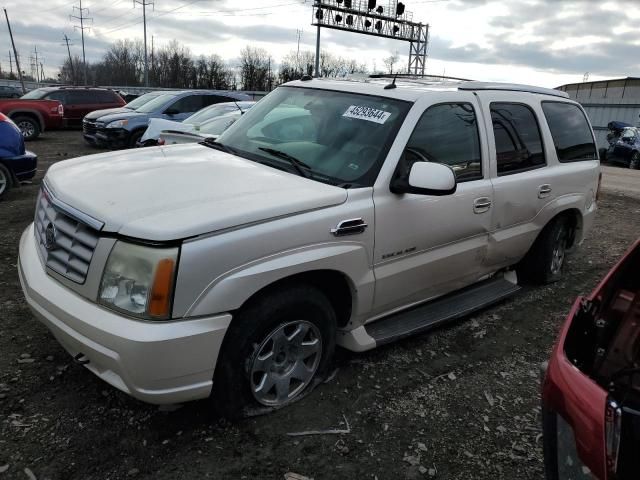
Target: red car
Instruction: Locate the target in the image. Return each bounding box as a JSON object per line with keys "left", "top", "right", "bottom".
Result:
{"left": 0, "top": 97, "right": 64, "bottom": 140}
{"left": 19, "top": 86, "right": 125, "bottom": 127}
{"left": 543, "top": 238, "right": 640, "bottom": 479}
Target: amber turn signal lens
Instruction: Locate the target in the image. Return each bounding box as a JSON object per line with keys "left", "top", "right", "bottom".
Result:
{"left": 148, "top": 258, "right": 175, "bottom": 318}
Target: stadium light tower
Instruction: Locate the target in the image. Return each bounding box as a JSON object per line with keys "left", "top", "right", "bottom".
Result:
{"left": 312, "top": 0, "right": 428, "bottom": 77}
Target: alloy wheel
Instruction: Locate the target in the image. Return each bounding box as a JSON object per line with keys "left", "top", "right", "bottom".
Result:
{"left": 0, "top": 168, "right": 7, "bottom": 196}
{"left": 550, "top": 228, "right": 568, "bottom": 275}
{"left": 249, "top": 320, "right": 322, "bottom": 407}
{"left": 17, "top": 121, "right": 35, "bottom": 138}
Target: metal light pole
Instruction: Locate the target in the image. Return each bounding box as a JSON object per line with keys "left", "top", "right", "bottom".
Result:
{"left": 314, "top": 1, "right": 321, "bottom": 77}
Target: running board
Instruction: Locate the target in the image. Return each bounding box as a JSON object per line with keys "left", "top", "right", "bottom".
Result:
{"left": 365, "top": 277, "right": 520, "bottom": 346}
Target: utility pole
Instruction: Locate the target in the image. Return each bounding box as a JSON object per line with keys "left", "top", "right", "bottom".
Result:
{"left": 151, "top": 34, "right": 154, "bottom": 83}
{"left": 62, "top": 34, "right": 76, "bottom": 85}
{"left": 314, "top": 0, "right": 320, "bottom": 77}
{"left": 134, "top": 0, "right": 153, "bottom": 87}
{"left": 3, "top": 8, "right": 26, "bottom": 93}
{"left": 40, "top": 63, "right": 45, "bottom": 82}
{"left": 296, "top": 29, "right": 303, "bottom": 62}
{"left": 70, "top": 0, "right": 91, "bottom": 85}
{"left": 33, "top": 46, "right": 39, "bottom": 84}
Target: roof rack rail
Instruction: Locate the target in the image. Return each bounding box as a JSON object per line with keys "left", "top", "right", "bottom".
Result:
{"left": 458, "top": 81, "right": 569, "bottom": 98}
{"left": 369, "top": 73, "right": 473, "bottom": 82}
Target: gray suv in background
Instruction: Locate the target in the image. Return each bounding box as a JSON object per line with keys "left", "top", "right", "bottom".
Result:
{"left": 82, "top": 90, "right": 252, "bottom": 148}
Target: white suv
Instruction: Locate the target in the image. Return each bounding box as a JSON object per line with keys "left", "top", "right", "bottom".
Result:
{"left": 18, "top": 78, "right": 600, "bottom": 415}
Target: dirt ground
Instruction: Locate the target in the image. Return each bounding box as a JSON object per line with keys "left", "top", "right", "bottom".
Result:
{"left": 2, "top": 130, "right": 640, "bottom": 480}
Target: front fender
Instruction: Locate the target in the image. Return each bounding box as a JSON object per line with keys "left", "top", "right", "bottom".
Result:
{"left": 184, "top": 242, "right": 375, "bottom": 319}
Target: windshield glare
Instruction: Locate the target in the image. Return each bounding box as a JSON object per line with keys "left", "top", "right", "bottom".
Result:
{"left": 135, "top": 93, "right": 178, "bottom": 113}
{"left": 200, "top": 113, "right": 241, "bottom": 135}
{"left": 20, "top": 88, "right": 48, "bottom": 100}
{"left": 126, "top": 92, "right": 165, "bottom": 110}
{"left": 217, "top": 86, "right": 410, "bottom": 187}
{"left": 187, "top": 104, "right": 237, "bottom": 124}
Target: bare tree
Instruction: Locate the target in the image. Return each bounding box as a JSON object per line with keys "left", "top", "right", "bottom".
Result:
{"left": 383, "top": 51, "right": 400, "bottom": 74}
{"left": 239, "top": 46, "right": 272, "bottom": 91}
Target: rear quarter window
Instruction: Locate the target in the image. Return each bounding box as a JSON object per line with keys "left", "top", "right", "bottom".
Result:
{"left": 541, "top": 101, "right": 597, "bottom": 162}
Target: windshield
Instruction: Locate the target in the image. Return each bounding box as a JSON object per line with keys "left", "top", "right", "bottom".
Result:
{"left": 20, "top": 88, "right": 48, "bottom": 100}
{"left": 186, "top": 103, "right": 238, "bottom": 124}
{"left": 200, "top": 112, "right": 241, "bottom": 136}
{"left": 621, "top": 128, "right": 637, "bottom": 139}
{"left": 135, "top": 93, "right": 178, "bottom": 113}
{"left": 126, "top": 92, "right": 166, "bottom": 110}
{"left": 217, "top": 86, "right": 410, "bottom": 187}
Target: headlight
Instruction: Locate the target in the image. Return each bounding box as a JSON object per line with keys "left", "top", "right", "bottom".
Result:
{"left": 98, "top": 241, "right": 178, "bottom": 320}
{"left": 106, "top": 119, "right": 128, "bottom": 128}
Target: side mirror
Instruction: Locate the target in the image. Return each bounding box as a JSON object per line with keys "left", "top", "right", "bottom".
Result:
{"left": 392, "top": 162, "right": 457, "bottom": 196}
{"left": 164, "top": 108, "right": 179, "bottom": 115}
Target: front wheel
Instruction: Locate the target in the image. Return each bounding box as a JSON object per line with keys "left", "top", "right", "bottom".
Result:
{"left": 0, "top": 164, "right": 12, "bottom": 200}
{"left": 630, "top": 152, "right": 640, "bottom": 170}
{"left": 518, "top": 218, "right": 571, "bottom": 285}
{"left": 212, "top": 285, "right": 336, "bottom": 418}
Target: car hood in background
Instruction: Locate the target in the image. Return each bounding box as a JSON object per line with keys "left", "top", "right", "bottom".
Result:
{"left": 44, "top": 144, "right": 347, "bottom": 240}
{"left": 95, "top": 111, "right": 149, "bottom": 125}
{"left": 84, "top": 107, "right": 133, "bottom": 121}
{"left": 141, "top": 118, "right": 192, "bottom": 143}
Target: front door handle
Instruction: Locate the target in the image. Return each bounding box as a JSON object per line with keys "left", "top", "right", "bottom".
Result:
{"left": 473, "top": 197, "right": 492, "bottom": 214}
{"left": 538, "top": 184, "right": 552, "bottom": 198}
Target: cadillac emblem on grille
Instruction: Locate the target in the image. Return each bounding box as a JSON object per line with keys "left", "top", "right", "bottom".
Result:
{"left": 44, "top": 222, "right": 57, "bottom": 250}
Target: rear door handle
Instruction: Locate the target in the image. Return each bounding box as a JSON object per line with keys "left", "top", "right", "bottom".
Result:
{"left": 538, "top": 184, "right": 552, "bottom": 198}
{"left": 473, "top": 197, "right": 492, "bottom": 214}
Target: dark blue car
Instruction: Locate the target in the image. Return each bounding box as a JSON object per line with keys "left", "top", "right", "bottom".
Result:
{"left": 0, "top": 112, "right": 37, "bottom": 200}
{"left": 606, "top": 126, "right": 640, "bottom": 169}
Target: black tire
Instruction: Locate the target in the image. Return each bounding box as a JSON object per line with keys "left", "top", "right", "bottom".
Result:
{"left": 630, "top": 151, "right": 640, "bottom": 170}
{"left": 518, "top": 217, "right": 571, "bottom": 285}
{"left": 12, "top": 115, "right": 40, "bottom": 141}
{"left": 128, "top": 129, "right": 145, "bottom": 148}
{"left": 212, "top": 285, "right": 336, "bottom": 418}
{"left": 0, "top": 164, "right": 12, "bottom": 200}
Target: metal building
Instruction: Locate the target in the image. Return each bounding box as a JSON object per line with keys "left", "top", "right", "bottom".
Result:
{"left": 556, "top": 77, "right": 640, "bottom": 148}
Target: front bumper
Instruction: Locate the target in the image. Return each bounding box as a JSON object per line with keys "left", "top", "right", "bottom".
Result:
{"left": 3, "top": 151, "right": 37, "bottom": 181}
{"left": 18, "top": 224, "right": 232, "bottom": 404}
{"left": 83, "top": 125, "right": 129, "bottom": 148}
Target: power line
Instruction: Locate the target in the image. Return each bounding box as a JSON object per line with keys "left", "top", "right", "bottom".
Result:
{"left": 70, "top": 0, "right": 92, "bottom": 85}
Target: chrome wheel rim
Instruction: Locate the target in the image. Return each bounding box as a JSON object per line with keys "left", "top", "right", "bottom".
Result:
{"left": 0, "top": 169, "right": 7, "bottom": 195}
{"left": 631, "top": 154, "right": 639, "bottom": 169}
{"left": 550, "top": 229, "right": 567, "bottom": 275}
{"left": 249, "top": 320, "right": 322, "bottom": 407}
{"left": 17, "top": 121, "right": 35, "bottom": 138}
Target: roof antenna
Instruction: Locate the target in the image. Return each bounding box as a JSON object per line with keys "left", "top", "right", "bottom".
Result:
{"left": 233, "top": 100, "right": 245, "bottom": 115}
{"left": 384, "top": 74, "right": 398, "bottom": 90}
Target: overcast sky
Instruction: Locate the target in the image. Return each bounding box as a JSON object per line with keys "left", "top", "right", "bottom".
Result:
{"left": 0, "top": 0, "right": 635, "bottom": 87}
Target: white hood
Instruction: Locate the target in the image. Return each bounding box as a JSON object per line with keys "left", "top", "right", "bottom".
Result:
{"left": 45, "top": 144, "right": 347, "bottom": 240}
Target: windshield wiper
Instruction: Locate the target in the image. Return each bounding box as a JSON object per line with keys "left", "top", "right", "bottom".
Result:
{"left": 201, "top": 138, "right": 235, "bottom": 154}
{"left": 258, "top": 147, "right": 312, "bottom": 178}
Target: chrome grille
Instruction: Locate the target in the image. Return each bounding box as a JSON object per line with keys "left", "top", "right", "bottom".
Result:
{"left": 82, "top": 120, "right": 98, "bottom": 135}
{"left": 34, "top": 188, "right": 100, "bottom": 284}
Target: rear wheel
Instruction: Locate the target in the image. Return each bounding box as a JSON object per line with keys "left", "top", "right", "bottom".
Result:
{"left": 518, "top": 217, "right": 572, "bottom": 285}
{"left": 13, "top": 116, "right": 40, "bottom": 141}
{"left": 212, "top": 285, "right": 336, "bottom": 418}
{"left": 630, "top": 151, "right": 640, "bottom": 170}
{"left": 0, "top": 164, "right": 12, "bottom": 200}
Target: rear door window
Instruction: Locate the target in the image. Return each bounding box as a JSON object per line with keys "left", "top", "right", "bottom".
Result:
{"left": 404, "top": 102, "right": 483, "bottom": 182}
{"left": 490, "top": 103, "right": 545, "bottom": 175}
{"left": 66, "top": 91, "right": 97, "bottom": 105}
{"left": 541, "top": 102, "right": 598, "bottom": 162}
{"left": 169, "top": 95, "right": 206, "bottom": 114}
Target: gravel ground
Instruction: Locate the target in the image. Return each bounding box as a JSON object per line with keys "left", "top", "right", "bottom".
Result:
{"left": 1, "top": 130, "right": 640, "bottom": 480}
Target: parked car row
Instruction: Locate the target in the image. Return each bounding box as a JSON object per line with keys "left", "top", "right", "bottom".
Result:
{"left": 83, "top": 90, "right": 253, "bottom": 148}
